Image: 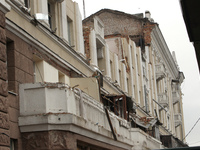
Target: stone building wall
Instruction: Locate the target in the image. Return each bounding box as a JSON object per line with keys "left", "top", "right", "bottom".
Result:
{"left": 0, "top": 5, "right": 10, "bottom": 150}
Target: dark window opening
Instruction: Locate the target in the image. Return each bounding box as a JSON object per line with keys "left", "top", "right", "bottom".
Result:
{"left": 48, "top": 2, "right": 52, "bottom": 29}
{"left": 102, "top": 95, "right": 133, "bottom": 120}
{"left": 24, "top": 0, "right": 30, "bottom": 8}
{"left": 6, "top": 40, "right": 15, "bottom": 92}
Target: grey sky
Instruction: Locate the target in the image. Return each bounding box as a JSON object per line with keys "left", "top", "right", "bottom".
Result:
{"left": 75, "top": 0, "right": 200, "bottom": 146}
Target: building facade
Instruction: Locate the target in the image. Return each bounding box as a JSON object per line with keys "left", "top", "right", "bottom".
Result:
{"left": 0, "top": 0, "right": 187, "bottom": 149}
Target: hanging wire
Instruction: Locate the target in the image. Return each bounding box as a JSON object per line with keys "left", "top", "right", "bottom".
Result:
{"left": 182, "top": 117, "right": 200, "bottom": 141}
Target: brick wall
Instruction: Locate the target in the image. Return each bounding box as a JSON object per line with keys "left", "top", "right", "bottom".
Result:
{"left": 143, "top": 21, "right": 156, "bottom": 46}
{"left": 98, "top": 11, "right": 143, "bottom": 38}
{"left": 83, "top": 26, "right": 91, "bottom": 60}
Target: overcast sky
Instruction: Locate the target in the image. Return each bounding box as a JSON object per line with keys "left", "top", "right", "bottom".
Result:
{"left": 74, "top": 0, "right": 200, "bottom": 146}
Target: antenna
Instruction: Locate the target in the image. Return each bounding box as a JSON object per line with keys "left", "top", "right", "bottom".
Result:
{"left": 83, "top": 0, "right": 86, "bottom": 19}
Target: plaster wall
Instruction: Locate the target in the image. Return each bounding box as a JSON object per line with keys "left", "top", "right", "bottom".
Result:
{"left": 6, "top": 1, "right": 93, "bottom": 77}
{"left": 19, "top": 83, "right": 162, "bottom": 150}
{"left": 70, "top": 77, "right": 100, "bottom": 101}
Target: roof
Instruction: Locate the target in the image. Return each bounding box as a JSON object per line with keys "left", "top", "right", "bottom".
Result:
{"left": 83, "top": 8, "right": 146, "bottom": 23}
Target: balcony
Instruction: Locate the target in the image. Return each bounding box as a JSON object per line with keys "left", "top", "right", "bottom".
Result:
{"left": 174, "top": 113, "right": 182, "bottom": 127}
{"left": 155, "top": 63, "right": 165, "bottom": 80}
{"left": 158, "top": 93, "right": 168, "bottom": 107}
{"left": 19, "top": 83, "right": 132, "bottom": 141}
{"left": 172, "top": 91, "right": 180, "bottom": 104}
{"left": 18, "top": 83, "right": 162, "bottom": 149}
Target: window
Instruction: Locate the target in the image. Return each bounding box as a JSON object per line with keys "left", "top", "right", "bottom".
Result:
{"left": 24, "top": 0, "right": 30, "bottom": 8}
{"left": 127, "top": 78, "right": 130, "bottom": 94}
{"left": 119, "top": 70, "right": 122, "bottom": 87}
{"left": 102, "top": 95, "right": 127, "bottom": 120}
{"left": 10, "top": 139, "right": 17, "bottom": 150}
{"left": 67, "top": 16, "right": 73, "bottom": 46}
{"left": 48, "top": 2, "right": 53, "bottom": 29}
{"left": 110, "top": 60, "right": 114, "bottom": 81}
{"left": 136, "top": 54, "right": 140, "bottom": 74}
{"left": 47, "top": 0, "right": 56, "bottom": 30}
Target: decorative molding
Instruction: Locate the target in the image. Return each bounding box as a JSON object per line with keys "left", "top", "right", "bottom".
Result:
{"left": 5, "top": 16, "right": 95, "bottom": 78}
{"left": 0, "top": 61, "right": 7, "bottom": 81}
{"left": 0, "top": 112, "right": 9, "bottom": 129}
{"left": 0, "top": 0, "right": 10, "bottom": 14}
{"left": 0, "top": 96, "right": 8, "bottom": 113}
{"left": 0, "top": 43, "right": 6, "bottom": 62}
{"left": 22, "top": 131, "right": 75, "bottom": 149}
{"left": 0, "top": 133, "right": 10, "bottom": 146}
{"left": 0, "top": 80, "right": 8, "bottom": 97}
{"left": 151, "top": 26, "right": 179, "bottom": 79}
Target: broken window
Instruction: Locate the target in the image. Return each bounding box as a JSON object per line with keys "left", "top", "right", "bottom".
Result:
{"left": 102, "top": 95, "right": 133, "bottom": 120}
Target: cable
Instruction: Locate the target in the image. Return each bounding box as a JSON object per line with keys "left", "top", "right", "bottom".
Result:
{"left": 182, "top": 117, "right": 200, "bottom": 141}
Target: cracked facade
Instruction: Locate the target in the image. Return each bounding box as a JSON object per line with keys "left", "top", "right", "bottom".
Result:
{"left": 0, "top": 0, "right": 187, "bottom": 150}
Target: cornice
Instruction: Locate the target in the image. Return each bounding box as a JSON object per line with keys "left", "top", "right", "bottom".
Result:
{"left": 6, "top": 18, "right": 95, "bottom": 76}
{"left": 0, "top": 0, "right": 10, "bottom": 14}
{"left": 151, "top": 26, "right": 179, "bottom": 79}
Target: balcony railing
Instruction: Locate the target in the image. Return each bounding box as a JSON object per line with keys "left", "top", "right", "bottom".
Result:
{"left": 18, "top": 83, "right": 162, "bottom": 149}
{"left": 19, "top": 83, "right": 131, "bottom": 137}
{"left": 172, "top": 91, "right": 180, "bottom": 104}
{"left": 155, "top": 63, "right": 165, "bottom": 80}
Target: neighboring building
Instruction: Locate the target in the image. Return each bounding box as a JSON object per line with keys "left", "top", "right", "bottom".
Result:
{"left": 0, "top": 0, "right": 187, "bottom": 150}
{"left": 180, "top": 0, "right": 200, "bottom": 72}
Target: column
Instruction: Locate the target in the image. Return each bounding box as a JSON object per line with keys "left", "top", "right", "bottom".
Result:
{"left": 105, "top": 44, "right": 111, "bottom": 79}
{"left": 132, "top": 42, "right": 140, "bottom": 103}
{"left": 60, "top": 0, "right": 68, "bottom": 41}
{"left": 89, "top": 30, "right": 98, "bottom": 67}
{"left": 114, "top": 53, "right": 120, "bottom": 85}
{"left": 75, "top": 2, "right": 84, "bottom": 55}
{"left": 122, "top": 63, "right": 127, "bottom": 93}
{"left": 128, "top": 45, "right": 135, "bottom": 98}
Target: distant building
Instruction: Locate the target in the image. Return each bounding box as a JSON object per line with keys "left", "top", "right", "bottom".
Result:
{"left": 0, "top": 0, "right": 187, "bottom": 149}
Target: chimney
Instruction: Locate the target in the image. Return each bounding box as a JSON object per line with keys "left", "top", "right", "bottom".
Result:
{"left": 145, "top": 10, "right": 151, "bottom": 19}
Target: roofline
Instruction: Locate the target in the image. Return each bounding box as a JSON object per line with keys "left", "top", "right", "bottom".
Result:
{"left": 83, "top": 8, "right": 145, "bottom": 23}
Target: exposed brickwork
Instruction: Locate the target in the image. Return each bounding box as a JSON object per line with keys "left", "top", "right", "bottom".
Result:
{"left": 97, "top": 11, "right": 143, "bottom": 37}
{"left": 83, "top": 26, "right": 91, "bottom": 60}
{"left": 143, "top": 22, "right": 156, "bottom": 46}
{"left": 86, "top": 10, "right": 156, "bottom": 46}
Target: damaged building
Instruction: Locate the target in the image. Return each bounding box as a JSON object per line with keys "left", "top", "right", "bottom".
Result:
{"left": 0, "top": 0, "right": 187, "bottom": 150}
